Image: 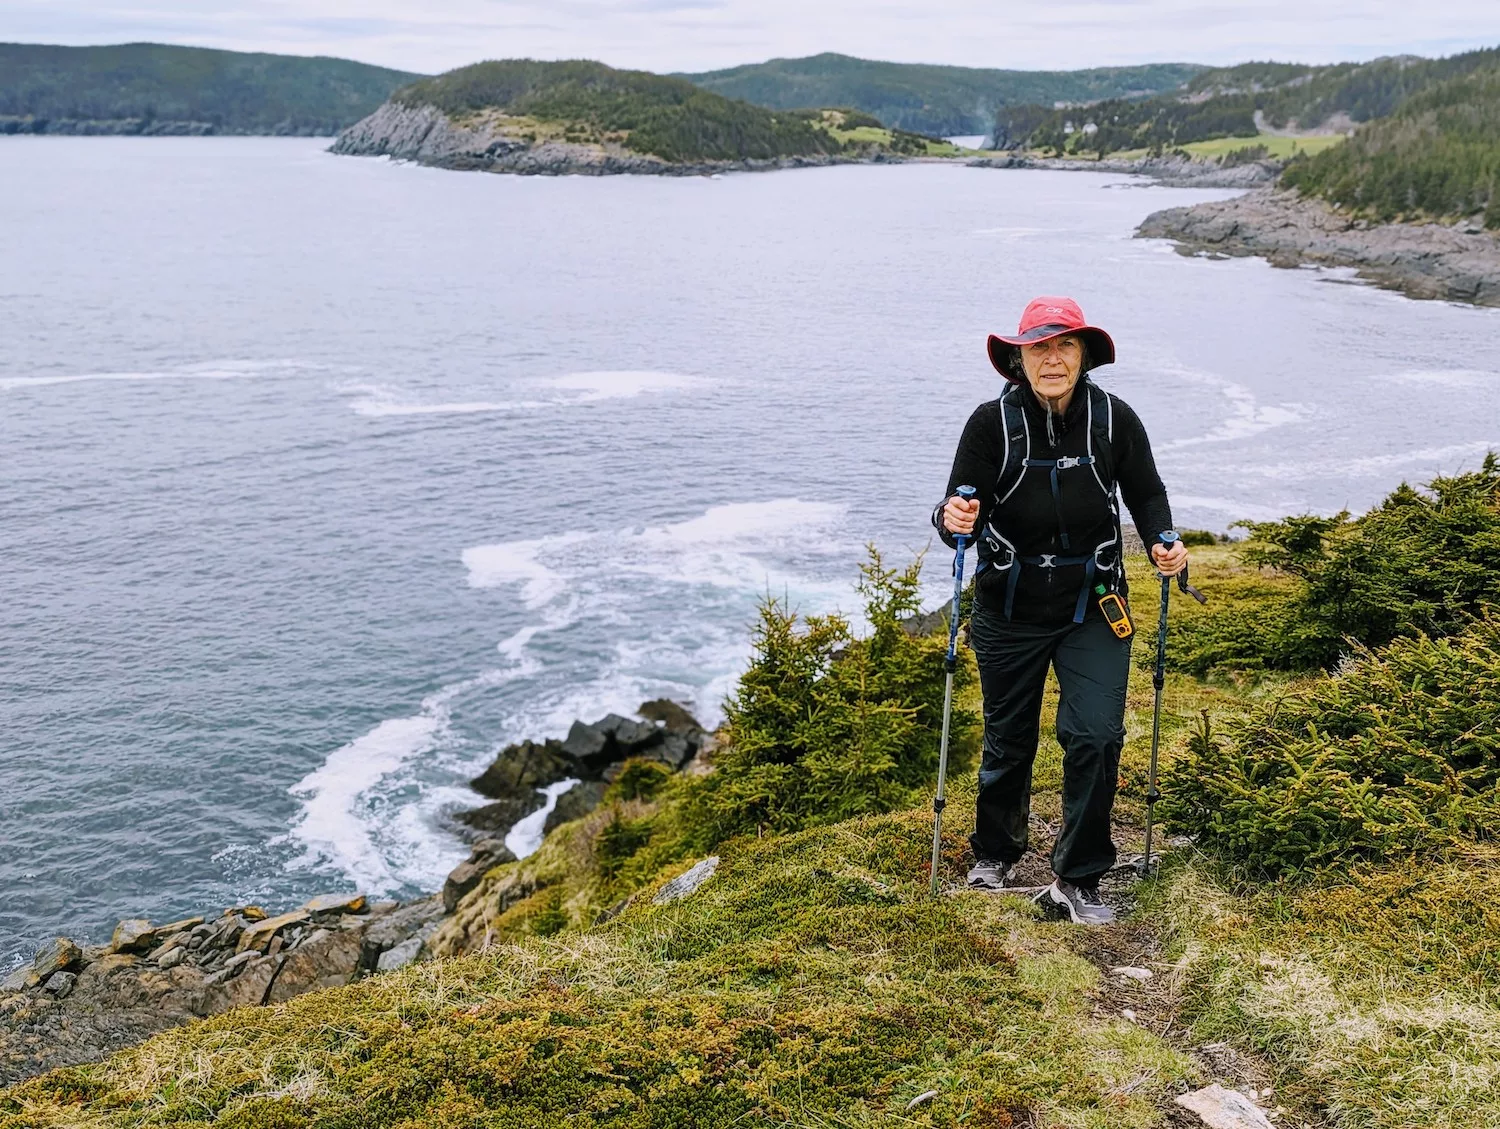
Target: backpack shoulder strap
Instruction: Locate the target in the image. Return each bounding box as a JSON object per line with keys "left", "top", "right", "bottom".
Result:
{"left": 994, "top": 385, "right": 1030, "bottom": 505}
{"left": 1086, "top": 383, "right": 1117, "bottom": 492}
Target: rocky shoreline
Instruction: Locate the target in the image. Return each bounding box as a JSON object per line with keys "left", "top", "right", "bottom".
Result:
{"left": 1137, "top": 188, "right": 1500, "bottom": 306}
{"left": 965, "top": 151, "right": 1282, "bottom": 189}
{"left": 0, "top": 700, "right": 710, "bottom": 1085}
{"left": 1, "top": 117, "right": 332, "bottom": 136}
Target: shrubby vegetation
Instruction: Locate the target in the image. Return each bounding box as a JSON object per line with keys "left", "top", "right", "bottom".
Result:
{"left": 691, "top": 549, "right": 976, "bottom": 843}
{"left": 1283, "top": 57, "right": 1500, "bottom": 225}
{"left": 1167, "top": 457, "right": 1500, "bottom": 672}
{"left": 8, "top": 526, "right": 1500, "bottom": 1127}
{"left": 1161, "top": 618, "right": 1500, "bottom": 875}
{"left": 394, "top": 60, "right": 842, "bottom": 163}
{"left": 1188, "top": 48, "right": 1500, "bottom": 129}
{"left": 993, "top": 44, "right": 1500, "bottom": 167}
{"left": 0, "top": 42, "right": 415, "bottom": 134}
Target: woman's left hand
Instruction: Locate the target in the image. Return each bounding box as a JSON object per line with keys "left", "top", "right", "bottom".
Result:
{"left": 1151, "top": 541, "right": 1188, "bottom": 578}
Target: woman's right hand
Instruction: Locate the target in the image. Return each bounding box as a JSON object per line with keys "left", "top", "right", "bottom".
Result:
{"left": 942, "top": 494, "right": 980, "bottom": 536}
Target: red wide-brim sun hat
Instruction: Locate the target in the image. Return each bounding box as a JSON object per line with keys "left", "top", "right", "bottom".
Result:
{"left": 987, "top": 296, "right": 1116, "bottom": 383}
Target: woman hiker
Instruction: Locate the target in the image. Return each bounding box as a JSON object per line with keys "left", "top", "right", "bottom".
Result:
{"left": 933, "top": 296, "right": 1187, "bottom": 926}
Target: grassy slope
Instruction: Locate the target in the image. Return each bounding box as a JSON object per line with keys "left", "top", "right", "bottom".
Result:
{"left": 1030, "top": 134, "right": 1346, "bottom": 164}
{"left": 0, "top": 42, "right": 418, "bottom": 133}
{"left": 678, "top": 53, "right": 1206, "bottom": 137}
{"left": 4, "top": 548, "right": 1497, "bottom": 1127}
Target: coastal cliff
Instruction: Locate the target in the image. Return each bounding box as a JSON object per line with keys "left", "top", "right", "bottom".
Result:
{"left": 1138, "top": 188, "right": 1500, "bottom": 305}
{"left": 329, "top": 101, "right": 866, "bottom": 176}
{"left": 329, "top": 59, "right": 966, "bottom": 176}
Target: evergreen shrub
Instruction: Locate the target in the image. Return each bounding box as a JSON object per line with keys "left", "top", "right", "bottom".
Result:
{"left": 684, "top": 547, "right": 978, "bottom": 844}
{"left": 1160, "top": 616, "right": 1500, "bottom": 876}
{"left": 1169, "top": 456, "right": 1500, "bottom": 672}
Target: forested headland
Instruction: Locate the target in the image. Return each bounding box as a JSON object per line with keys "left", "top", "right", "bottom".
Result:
{"left": 0, "top": 42, "right": 419, "bottom": 135}
{"left": 333, "top": 59, "right": 974, "bottom": 173}
{"left": 678, "top": 53, "right": 1205, "bottom": 137}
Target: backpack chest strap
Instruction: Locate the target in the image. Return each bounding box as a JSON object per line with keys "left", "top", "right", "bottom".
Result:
{"left": 1022, "top": 455, "right": 1097, "bottom": 550}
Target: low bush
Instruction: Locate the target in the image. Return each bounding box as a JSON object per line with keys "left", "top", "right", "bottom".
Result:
{"left": 1160, "top": 616, "right": 1500, "bottom": 876}
{"left": 685, "top": 547, "right": 978, "bottom": 844}
{"left": 1168, "top": 456, "right": 1500, "bottom": 671}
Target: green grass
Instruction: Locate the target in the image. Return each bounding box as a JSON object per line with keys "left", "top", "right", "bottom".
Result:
{"left": 1151, "top": 852, "right": 1500, "bottom": 1128}
{"left": 1035, "top": 132, "right": 1345, "bottom": 163}
{"left": 1, "top": 814, "right": 1197, "bottom": 1128}
{"left": 6, "top": 547, "right": 1496, "bottom": 1128}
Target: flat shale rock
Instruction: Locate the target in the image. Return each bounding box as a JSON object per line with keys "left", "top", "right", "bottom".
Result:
{"left": 1138, "top": 188, "right": 1500, "bottom": 306}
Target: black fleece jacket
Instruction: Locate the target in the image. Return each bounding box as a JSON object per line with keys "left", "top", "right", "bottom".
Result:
{"left": 934, "top": 377, "right": 1173, "bottom": 624}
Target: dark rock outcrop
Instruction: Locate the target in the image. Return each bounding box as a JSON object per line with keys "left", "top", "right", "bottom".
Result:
{"left": 456, "top": 701, "right": 707, "bottom": 843}
{"left": 1137, "top": 188, "right": 1500, "bottom": 307}
{"left": 457, "top": 792, "right": 546, "bottom": 834}
{"left": 443, "top": 840, "right": 517, "bottom": 913}
{"left": 543, "top": 781, "right": 608, "bottom": 835}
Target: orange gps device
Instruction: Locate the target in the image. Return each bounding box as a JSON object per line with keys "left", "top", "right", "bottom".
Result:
{"left": 1095, "top": 585, "right": 1133, "bottom": 639}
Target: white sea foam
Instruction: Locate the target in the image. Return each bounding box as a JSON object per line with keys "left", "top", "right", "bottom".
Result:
{"left": 0, "top": 359, "right": 323, "bottom": 391}
{"left": 505, "top": 779, "right": 579, "bottom": 858}
{"left": 285, "top": 712, "right": 443, "bottom": 892}
{"left": 339, "top": 382, "right": 550, "bottom": 417}
{"left": 338, "top": 370, "right": 696, "bottom": 418}
{"left": 1153, "top": 367, "right": 1308, "bottom": 451}
{"left": 462, "top": 533, "right": 588, "bottom": 606}
{"left": 1377, "top": 368, "right": 1498, "bottom": 388}
{"left": 550, "top": 370, "right": 697, "bottom": 400}
{"left": 281, "top": 667, "right": 531, "bottom": 895}
{"left": 1169, "top": 494, "right": 1299, "bottom": 522}
{"left": 1342, "top": 442, "right": 1496, "bottom": 474}
{"left": 971, "top": 226, "right": 1047, "bottom": 239}
{"left": 292, "top": 497, "right": 850, "bottom": 895}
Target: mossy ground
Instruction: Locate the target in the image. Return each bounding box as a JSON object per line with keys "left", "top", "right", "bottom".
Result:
{"left": 4, "top": 548, "right": 1494, "bottom": 1127}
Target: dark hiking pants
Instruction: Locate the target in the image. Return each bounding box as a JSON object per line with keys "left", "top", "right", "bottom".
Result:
{"left": 968, "top": 603, "right": 1132, "bottom": 886}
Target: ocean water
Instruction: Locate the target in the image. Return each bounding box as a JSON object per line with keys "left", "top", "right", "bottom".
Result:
{"left": 3, "top": 137, "right": 1498, "bottom": 966}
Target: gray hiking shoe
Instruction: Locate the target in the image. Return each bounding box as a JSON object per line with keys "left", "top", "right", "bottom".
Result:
{"left": 1045, "top": 879, "right": 1115, "bottom": 926}
{"left": 966, "top": 858, "right": 1019, "bottom": 890}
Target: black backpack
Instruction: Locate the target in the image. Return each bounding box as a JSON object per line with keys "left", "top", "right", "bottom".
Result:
{"left": 980, "top": 380, "right": 1124, "bottom": 623}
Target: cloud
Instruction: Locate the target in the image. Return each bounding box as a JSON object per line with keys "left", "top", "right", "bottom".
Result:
{"left": 1, "top": 0, "right": 1497, "bottom": 75}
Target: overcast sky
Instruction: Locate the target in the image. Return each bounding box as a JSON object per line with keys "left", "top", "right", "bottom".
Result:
{"left": 4, "top": 1, "right": 1498, "bottom": 76}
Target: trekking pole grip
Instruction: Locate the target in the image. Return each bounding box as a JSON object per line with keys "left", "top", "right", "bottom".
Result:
{"left": 945, "top": 486, "right": 977, "bottom": 667}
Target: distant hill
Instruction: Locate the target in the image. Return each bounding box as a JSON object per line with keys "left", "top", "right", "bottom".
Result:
{"left": 0, "top": 42, "right": 420, "bottom": 135}
{"left": 1283, "top": 53, "right": 1500, "bottom": 227}
{"left": 334, "top": 59, "right": 973, "bottom": 174}
{"left": 997, "top": 45, "right": 1500, "bottom": 160}
{"left": 676, "top": 53, "right": 1206, "bottom": 137}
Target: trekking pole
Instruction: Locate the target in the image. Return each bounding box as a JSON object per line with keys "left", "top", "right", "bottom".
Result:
{"left": 1141, "top": 530, "right": 1208, "bottom": 877}
{"left": 930, "top": 485, "right": 977, "bottom": 896}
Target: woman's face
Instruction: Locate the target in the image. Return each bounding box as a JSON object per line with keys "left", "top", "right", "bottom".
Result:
{"left": 1020, "top": 334, "right": 1084, "bottom": 404}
